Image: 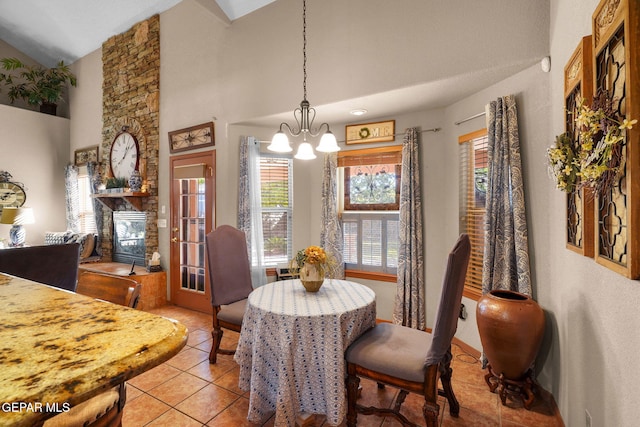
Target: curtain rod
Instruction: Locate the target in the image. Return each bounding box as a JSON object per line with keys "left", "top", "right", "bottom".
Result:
{"left": 257, "top": 127, "right": 441, "bottom": 144}
{"left": 454, "top": 112, "right": 485, "bottom": 126}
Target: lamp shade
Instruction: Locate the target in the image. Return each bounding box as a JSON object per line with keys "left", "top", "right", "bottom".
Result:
{"left": 0, "top": 207, "right": 35, "bottom": 225}
{"left": 268, "top": 131, "right": 293, "bottom": 153}
{"left": 294, "top": 142, "right": 317, "bottom": 160}
{"left": 315, "top": 131, "right": 340, "bottom": 153}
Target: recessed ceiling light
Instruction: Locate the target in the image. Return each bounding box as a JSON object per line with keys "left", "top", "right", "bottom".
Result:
{"left": 350, "top": 109, "right": 367, "bottom": 116}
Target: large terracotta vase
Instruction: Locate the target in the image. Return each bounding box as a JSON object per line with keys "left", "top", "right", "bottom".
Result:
{"left": 476, "top": 290, "right": 545, "bottom": 381}
{"left": 299, "top": 262, "right": 324, "bottom": 292}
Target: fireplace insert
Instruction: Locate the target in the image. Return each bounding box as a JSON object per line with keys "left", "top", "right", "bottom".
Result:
{"left": 113, "top": 211, "right": 146, "bottom": 267}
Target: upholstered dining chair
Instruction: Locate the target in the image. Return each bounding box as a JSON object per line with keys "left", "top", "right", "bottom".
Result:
{"left": 44, "top": 272, "right": 142, "bottom": 427}
{"left": 205, "top": 225, "right": 254, "bottom": 364}
{"left": 345, "top": 234, "right": 471, "bottom": 427}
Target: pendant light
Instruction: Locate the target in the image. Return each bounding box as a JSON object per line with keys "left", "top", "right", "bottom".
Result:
{"left": 267, "top": 0, "right": 340, "bottom": 159}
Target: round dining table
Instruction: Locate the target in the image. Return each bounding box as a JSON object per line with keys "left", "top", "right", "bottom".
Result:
{"left": 234, "top": 278, "right": 376, "bottom": 426}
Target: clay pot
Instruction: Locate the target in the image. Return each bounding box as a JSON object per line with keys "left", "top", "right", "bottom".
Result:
{"left": 476, "top": 290, "right": 545, "bottom": 381}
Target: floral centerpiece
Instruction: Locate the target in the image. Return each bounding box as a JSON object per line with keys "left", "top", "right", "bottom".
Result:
{"left": 292, "top": 245, "right": 335, "bottom": 292}
{"left": 548, "top": 90, "right": 637, "bottom": 194}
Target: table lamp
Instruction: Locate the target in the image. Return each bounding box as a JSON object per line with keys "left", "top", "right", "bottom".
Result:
{"left": 0, "top": 207, "right": 35, "bottom": 247}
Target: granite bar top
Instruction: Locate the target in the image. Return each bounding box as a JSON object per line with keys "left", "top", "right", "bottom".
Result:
{"left": 0, "top": 273, "right": 188, "bottom": 427}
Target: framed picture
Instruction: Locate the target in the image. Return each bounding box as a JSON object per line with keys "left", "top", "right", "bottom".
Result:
{"left": 168, "top": 122, "right": 215, "bottom": 153}
{"left": 74, "top": 145, "right": 99, "bottom": 166}
{"left": 346, "top": 120, "right": 395, "bottom": 145}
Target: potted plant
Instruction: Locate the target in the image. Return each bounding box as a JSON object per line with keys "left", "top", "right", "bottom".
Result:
{"left": 0, "top": 57, "right": 77, "bottom": 115}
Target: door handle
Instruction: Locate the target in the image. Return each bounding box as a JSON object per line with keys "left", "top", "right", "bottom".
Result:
{"left": 172, "top": 227, "right": 179, "bottom": 232}
{"left": 171, "top": 237, "right": 178, "bottom": 243}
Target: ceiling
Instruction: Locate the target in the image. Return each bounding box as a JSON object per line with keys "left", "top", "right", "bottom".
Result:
{"left": 0, "top": 0, "right": 541, "bottom": 128}
{"left": 0, "top": 0, "right": 275, "bottom": 67}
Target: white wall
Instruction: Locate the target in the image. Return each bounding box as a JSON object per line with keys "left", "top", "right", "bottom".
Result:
{"left": 68, "top": 48, "right": 103, "bottom": 154}
{"left": 0, "top": 105, "right": 69, "bottom": 244}
{"left": 546, "top": 0, "right": 640, "bottom": 424}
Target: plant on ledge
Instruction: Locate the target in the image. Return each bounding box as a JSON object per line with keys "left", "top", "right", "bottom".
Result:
{"left": 105, "top": 177, "right": 127, "bottom": 190}
{"left": 0, "top": 57, "right": 77, "bottom": 115}
{"left": 548, "top": 90, "right": 637, "bottom": 194}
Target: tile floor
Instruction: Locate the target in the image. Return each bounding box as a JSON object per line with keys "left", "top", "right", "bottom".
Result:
{"left": 122, "top": 305, "right": 564, "bottom": 426}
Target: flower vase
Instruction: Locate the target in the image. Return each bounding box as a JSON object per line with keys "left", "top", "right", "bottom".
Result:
{"left": 129, "top": 170, "right": 142, "bottom": 192}
{"left": 299, "top": 262, "right": 324, "bottom": 292}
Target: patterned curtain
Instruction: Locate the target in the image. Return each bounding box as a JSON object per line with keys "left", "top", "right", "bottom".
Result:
{"left": 238, "top": 136, "right": 267, "bottom": 288}
{"left": 482, "top": 95, "right": 532, "bottom": 296}
{"left": 64, "top": 164, "right": 80, "bottom": 232}
{"left": 320, "top": 153, "right": 344, "bottom": 279}
{"left": 393, "top": 128, "right": 425, "bottom": 329}
{"left": 86, "top": 161, "right": 103, "bottom": 256}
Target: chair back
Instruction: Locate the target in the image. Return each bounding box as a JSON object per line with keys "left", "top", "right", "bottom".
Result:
{"left": 0, "top": 243, "right": 80, "bottom": 291}
{"left": 425, "top": 234, "right": 471, "bottom": 366}
{"left": 205, "top": 225, "right": 254, "bottom": 307}
{"left": 76, "top": 271, "right": 141, "bottom": 308}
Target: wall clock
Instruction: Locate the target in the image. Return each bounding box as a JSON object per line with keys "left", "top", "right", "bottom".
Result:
{"left": 0, "top": 181, "right": 26, "bottom": 215}
{"left": 110, "top": 128, "right": 140, "bottom": 179}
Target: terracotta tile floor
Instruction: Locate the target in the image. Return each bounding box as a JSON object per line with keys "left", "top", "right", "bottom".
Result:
{"left": 123, "top": 305, "right": 564, "bottom": 426}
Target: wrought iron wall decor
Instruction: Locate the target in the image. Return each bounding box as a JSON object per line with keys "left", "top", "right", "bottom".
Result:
{"left": 564, "top": 36, "right": 595, "bottom": 257}
{"left": 168, "top": 122, "right": 215, "bottom": 154}
{"left": 592, "top": 0, "right": 640, "bottom": 278}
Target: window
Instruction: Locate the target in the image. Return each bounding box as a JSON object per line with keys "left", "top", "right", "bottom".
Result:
{"left": 259, "top": 155, "right": 293, "bottom": 266}
{"left": 78, "top": 173, "right": 97, "bottom": 234}
{"left": 339, "top": 147, "right": 401, "bottom": 278}
{"left": 459, "top": 129, "right": 488, "bottom": 299}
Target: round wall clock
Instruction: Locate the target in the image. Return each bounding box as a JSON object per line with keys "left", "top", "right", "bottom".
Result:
{"left": 0, "top": 181, "right": 26, "bottom": 215}
{"left": 110, "top": 129, "right": 140, "bottom": 179}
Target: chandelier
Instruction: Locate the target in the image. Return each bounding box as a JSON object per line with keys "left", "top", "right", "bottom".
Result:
{"left": 267, "top": 0, "right": 340, "bottom": 160}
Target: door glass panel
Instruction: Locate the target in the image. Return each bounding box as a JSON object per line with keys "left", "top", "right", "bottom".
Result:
{"left": 179, "top": 177, "right": 206, "bottom": 293}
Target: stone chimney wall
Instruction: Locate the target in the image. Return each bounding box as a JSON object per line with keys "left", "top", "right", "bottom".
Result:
{"left": 99, "top": 15, "right": 160, "bottom": 263}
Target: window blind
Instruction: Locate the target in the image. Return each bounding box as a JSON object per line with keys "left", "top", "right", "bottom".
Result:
{"left": 78, "top": 175, "right": 97, "bottom": 234}
{"left": 259, "top": 156, "right": 293, "bottom": 265}
{"left": 459, "top": 129, "right": 488, "bottom": 294}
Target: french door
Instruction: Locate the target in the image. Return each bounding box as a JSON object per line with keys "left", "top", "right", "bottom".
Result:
{"left": 169, "top": 151, "right": 215, "bottom": 313}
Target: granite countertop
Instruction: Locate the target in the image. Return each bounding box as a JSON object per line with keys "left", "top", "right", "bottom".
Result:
{"left": 0, "top": 273, "right": 188, "bottom": 427}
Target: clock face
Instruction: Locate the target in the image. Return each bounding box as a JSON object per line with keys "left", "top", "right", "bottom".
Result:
{"left": 110, "top": 132, "right": 139, "bottom": 179}
{"left": 0, "top": 182, "right": 26, "bottom": 215}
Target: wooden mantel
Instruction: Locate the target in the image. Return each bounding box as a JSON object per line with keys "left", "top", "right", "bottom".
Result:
{"left": 92, "top": 191, "right": 150, "bottom": 211}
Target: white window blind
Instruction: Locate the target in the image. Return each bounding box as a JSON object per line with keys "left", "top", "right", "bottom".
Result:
{"left": 259, "top": 156, "right": 293, "bottom": 266}
{"left": 78, "top": 174, "right": 97, "bottom": 234}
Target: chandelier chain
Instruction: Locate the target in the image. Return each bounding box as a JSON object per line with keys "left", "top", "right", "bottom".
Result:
{"left": 302, "top": 0, "right": 307, "bottom": 101}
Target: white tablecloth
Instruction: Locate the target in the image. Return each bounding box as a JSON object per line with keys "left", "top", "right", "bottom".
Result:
{"left": 234, "top": 279, "right": 376, "bottom": 426}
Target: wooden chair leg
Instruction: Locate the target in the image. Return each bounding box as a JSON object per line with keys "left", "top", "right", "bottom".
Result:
{"left": 422, "top": 400, "right": 440, "bottom": 427}
{"left": 345, "top": 366, "right": 360, "bottom": 427}
{"left": 209, "top": 327, "right": 223, "bottom": 364}
{"left": 393, "top": 389, "right": 409, "bottom": 412}
{"left": 440, "top": 362, "right": 460, "bottom": 416}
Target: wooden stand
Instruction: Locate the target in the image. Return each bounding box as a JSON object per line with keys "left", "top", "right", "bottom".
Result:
{"left": 78, "top": 262, "right": 167, "bottom": 311}
{"left": 485, "top": 364, "right": 537, "bottom": 410}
